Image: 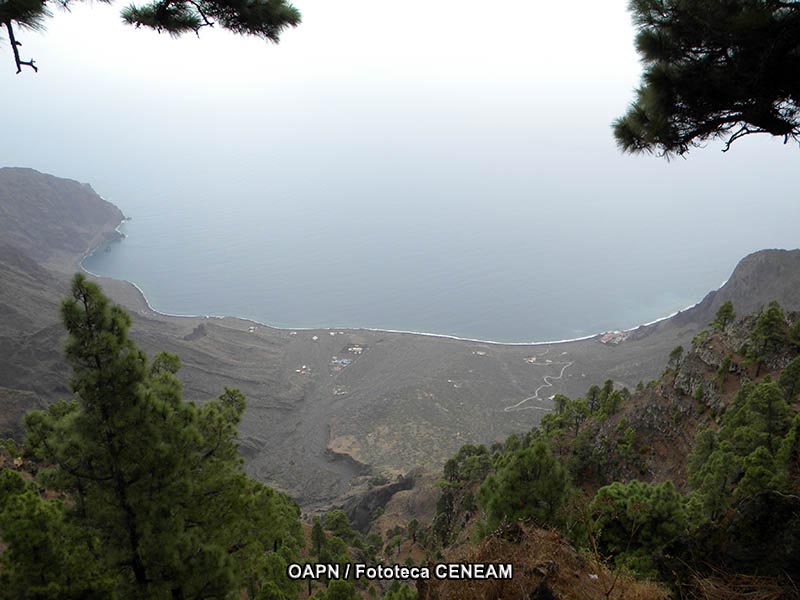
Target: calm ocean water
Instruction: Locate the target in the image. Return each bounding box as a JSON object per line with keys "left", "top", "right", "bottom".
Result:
{"left": 81, "top": 133, "right": 800, "bottom": 343}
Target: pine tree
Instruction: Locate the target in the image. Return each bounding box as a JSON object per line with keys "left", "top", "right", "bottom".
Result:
{"left": 779, "top": 356, "right": 800, "bottom": 403}
{"left": 565, "top": 398, "right": 589, "bottom": 436}
{"left": 602, "top": 379, "right": 615, "bottom": 399}
{"left": 323, "top": 510, "right": 357, "bottom": 543}
{"left": 615, "top": 0, "right": 800, "bottom": 156}
{"left": 553, "top": 393, "right": 570, "bottom": 416}
{"left": 407, "top": 518, "right": 418, "bottom": 543}
{"left": 745, "top": 380, "right": 791, "bottom": 454}
{"left": 586, "top": 385, "right": 602, "bottom": 414}
{"left": 690, "top": 440, "right": 742, "bottom": 518}
{"left": 477, "top": 440, "right": 569, "bottom": 529}
{"left": 600, "top": 389, "right": 624, "bottom": 417}
{"left": 318, "top": 579, "right": 358, "bottom": 600}
{"left": 735, "top": 446, "right": 779, "bottom": 498}
{"left": 4, "top": 274, "right": 302, "bottom": 599}
{"left": 0, "top": 469, "right": 115, "bottom": 599}
{"left": 311, "top": 516, "right": 326, "bottom": 557}
{"left": 789, "top": 320, "right": 800, "bottom": 348}
{"left": 713, "top": 301, "right": 736, "bottom": 330}
{"left": 749, "top": 301, "right": 787, "bottom": 374}
{"left": 382, "top": 584, "right": 417, "bottom": 600}
{"left": 589, "top": 480, "right": 687, "bottom": 574}
{"left": 689, "top": 380, "right": 794, "bottom": 517}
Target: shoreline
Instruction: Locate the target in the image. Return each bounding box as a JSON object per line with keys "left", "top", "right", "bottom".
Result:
{"left": 80, "top": 218, "right": 723, "bottom": 348}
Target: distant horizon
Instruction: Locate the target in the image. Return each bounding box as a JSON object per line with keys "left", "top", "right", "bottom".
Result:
{"left": 80, "top": 204, "right": 797, "bottom": 344}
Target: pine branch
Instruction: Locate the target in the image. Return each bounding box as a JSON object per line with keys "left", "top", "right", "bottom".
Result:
{"left": 722, "top": 125, "right": 760, "bottom": 152}
{"left": 5, "top": 22, "right": 38, "bottom": 74}
{"left": 187, "top": 0, "right": 214, "bottom": 35}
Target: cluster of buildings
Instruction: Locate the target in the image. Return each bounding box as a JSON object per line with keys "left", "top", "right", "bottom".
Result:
{"left": 599, "top": 330, "right": 629, "bottom": 345}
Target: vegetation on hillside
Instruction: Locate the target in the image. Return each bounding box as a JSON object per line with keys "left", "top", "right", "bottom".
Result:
{"left": 426, "top": 300, "right": 800, "bottom": 598}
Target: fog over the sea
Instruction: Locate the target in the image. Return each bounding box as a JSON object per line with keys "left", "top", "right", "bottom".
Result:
{"left": 3, "top": 0, "right": 800, "bottom": 341}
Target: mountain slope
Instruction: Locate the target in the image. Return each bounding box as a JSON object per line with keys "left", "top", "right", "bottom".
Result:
{"left": 1, "top": 166, "right": 800, "bottom": 510}
{"left": 0, "top": 167, "right": 123, "bottom": 272}
{"left": 665, "top": 248, "right": 800, "bottom": 331}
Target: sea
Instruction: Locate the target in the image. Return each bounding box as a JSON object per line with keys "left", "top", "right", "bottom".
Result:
{"left": 81, "top": 132, "right": 800, "bottom": 344}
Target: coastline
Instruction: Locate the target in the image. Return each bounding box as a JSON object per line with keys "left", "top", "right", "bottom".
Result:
{"left": 80, "top": 217, "right": 723, "bottom": 348}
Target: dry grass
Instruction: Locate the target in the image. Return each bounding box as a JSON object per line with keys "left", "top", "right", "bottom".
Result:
{"left": 419, "top": 524, "right": 670, "bottom": 600}
{"left": 690, "top": 569, "right": 797, "bottom": 600}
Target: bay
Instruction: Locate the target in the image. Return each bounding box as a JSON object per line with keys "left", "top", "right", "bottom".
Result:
{"left": 81, "top": 129, "right": 800, "bottom": 343}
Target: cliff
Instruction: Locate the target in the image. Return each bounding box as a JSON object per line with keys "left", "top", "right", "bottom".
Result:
{"left": 663, "top": 248, "right": 800, "bottom": 331}
{"left": 0, "top": 167, "right": 124, "bottom": 272}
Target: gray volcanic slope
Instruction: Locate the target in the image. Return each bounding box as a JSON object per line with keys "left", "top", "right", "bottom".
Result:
{"left": 0, "top": 167, "right": 123, "bottom": 271}
{"left": 1, "top": 167, "right": 799, "bottom": 507}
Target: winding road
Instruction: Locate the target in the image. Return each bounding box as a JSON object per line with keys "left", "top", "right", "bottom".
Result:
{"left": 503, "top": 358, "right": 574, "bottom": 413}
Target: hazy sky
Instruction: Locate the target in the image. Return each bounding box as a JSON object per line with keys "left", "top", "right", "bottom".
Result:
{"left": 2, "top": 1, "right": 641, "bottom": 90}
{"left": 4, "top": 0, "right": 791, "bottom": 190}
{"left": 3, "top": 0, "right": 798, "bottom": 241}
{"left": 2, "top": 0, "right": 643, "bottom": 181}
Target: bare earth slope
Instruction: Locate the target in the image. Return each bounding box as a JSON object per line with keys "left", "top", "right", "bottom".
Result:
{"left": 0, "top": 167, "right": 123, "bottom": 272}
{"left": 1, "top": 167, "right": 798, "bottom": 508}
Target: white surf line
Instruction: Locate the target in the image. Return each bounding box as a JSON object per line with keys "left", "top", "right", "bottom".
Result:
{"left": 80, "top": 216, "right": 730, "bottom": 347}
{"left": 503, "top": 361, "right": 574, "bottom": 413}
